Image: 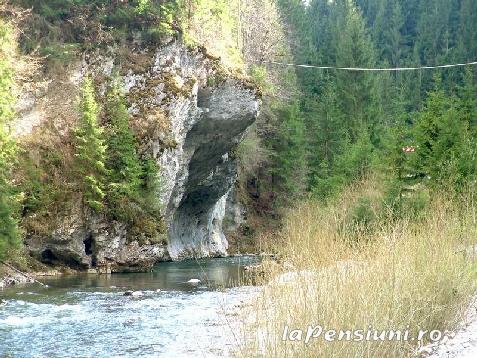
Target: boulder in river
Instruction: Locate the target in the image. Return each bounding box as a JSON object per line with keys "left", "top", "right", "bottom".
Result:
{"left": 124, "top": 290, "right": 144, "bottom": 297}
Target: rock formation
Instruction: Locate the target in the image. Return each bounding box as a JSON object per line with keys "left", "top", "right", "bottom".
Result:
{"left": 16, "top": 42, "right": 259, "bottom": 271}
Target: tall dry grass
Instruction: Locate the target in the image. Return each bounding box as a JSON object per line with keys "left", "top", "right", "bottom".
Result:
{"left": 238, "top": 181, "right": 477, "bottom": 357}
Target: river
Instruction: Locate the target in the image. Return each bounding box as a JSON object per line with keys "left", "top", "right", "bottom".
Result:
{"left": 0, "top": 256, "right": 259, "bottom": 358}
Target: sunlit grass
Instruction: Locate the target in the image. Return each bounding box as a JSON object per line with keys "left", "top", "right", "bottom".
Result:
{"left": 238, "top": 180, "right": 477, "bottom": 357}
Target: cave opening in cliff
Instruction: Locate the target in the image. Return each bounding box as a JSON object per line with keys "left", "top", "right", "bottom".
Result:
{"left": 83, "top": 235, "right": 98, "bottom": 267}
{"left": 83, "top": 235, "right": 94, "bottom": 256}
{"left": 41, "top": 249, "right": 56, "bottom": 263}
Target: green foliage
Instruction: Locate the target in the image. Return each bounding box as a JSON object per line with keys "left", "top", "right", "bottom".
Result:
{"left": 74, "top": 77, "right": 107, "bottom": 211}
{"left": 297, "top": 1, "right": 380, "bottom": 200}
{"left": 0, "top": 174, "right": 19, "bottom": 260}
{"left": 268, "top": 0, "right": 477, "bottom": 213}
{"left": 0, "top": 25, "right": 15, "bottom": 124}
{"left": 19, "top": 155, "right": 54, "bottom": 214}
{"left": 269, "top": 102, "right": 308, "bottom": 200}
{"left": 345, "top": 196, "right": 377, "bottom": 236}
{"left": 39, "top": 43, "right": 80, "bottom": 63}
{"left": 19, "top": 74, "right": 165, "bottom": 240}
{"left": 140, "top": 157, "right": 163, "bottom": 211}
{"left": 311, "top": 129, "right": 375, "bottom": 200}
{"left": 102, "top": 80, "right": 164, "bottom": 237}
{"left": 249, "top": 65, "right": 271, "bottom": 94}
{"left": 136, "top": 0, "right": 152, "bottom": 15}
{"left": 157, "top": 3, "right": 178, "bottom": 36}
{"left": 411, "top": 79, "right": 477, "bottom": 190}
{"left": 15, "top": 0, "right": 182, "bottom": 62}
{"left": 0, "top": 20, "right": 20, "bottom": 260}
{"left": 104, "top": 81, "right": 143, "bottom": 200}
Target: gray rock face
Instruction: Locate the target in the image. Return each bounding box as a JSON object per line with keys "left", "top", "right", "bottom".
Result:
{"left": 117, "top": 43, "right": 259, "bottom": 260}
{"left": 26, "top": 205, "right": 170, "bottom": 272}
{"left": 165, "top": 82, "right": 258, "bottom": 259}
{"left": 223, "top": 187, "right": 247, "bottom": 233}
{"left": 90, "top": 217, "right": 170, "bottom": 272}
{"left": 17, "top": 41, "right": 259, "bottom": 270}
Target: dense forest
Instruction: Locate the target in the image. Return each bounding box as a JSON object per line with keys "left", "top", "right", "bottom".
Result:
{"left": 241, "top": 1, "right": 477, "bottom": 356}
{"left": 257, "top": 0, "right": 477, "bottom": 208}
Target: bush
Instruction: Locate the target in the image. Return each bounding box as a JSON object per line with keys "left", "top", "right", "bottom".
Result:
{"left": 142, "top": 26, "right": 165, "bottom": 45}
{"left": 346, "top": 196, "right": 377, "bottom": 236}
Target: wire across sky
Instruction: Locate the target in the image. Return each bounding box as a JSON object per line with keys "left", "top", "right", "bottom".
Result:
{"left": 260, "top": 60, "right": 477, "bottom": 72}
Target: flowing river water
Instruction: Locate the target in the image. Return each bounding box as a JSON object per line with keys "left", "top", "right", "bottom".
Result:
{"left": 0, "top": 256, "right": 260, "bottom": 358}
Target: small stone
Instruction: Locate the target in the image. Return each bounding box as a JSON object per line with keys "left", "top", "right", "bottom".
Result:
{"left": 187, "top": 279, "right": 201, "bottom": 284}
{"left": 123, "top": 290, "right": 134, "bottom": 296}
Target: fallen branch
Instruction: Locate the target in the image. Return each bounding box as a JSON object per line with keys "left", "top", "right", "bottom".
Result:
{"left": 0, "top": 261, "right": 48, "bottom": 288}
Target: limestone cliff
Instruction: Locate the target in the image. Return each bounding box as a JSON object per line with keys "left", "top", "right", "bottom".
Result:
{"left": 15, "top": 42, "right": 259, "bottom": 271}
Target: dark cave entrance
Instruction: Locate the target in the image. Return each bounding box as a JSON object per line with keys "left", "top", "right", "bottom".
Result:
{"left": 83, "top": 235, "right": 97, "bottom": 267}
{"left": 41, "top": 249, "right": 56, "bottom": 263}
{"left": 84, "top": 235, "right": 94, "bottom": 256}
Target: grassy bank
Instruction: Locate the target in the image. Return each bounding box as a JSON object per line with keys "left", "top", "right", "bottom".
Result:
{"left": 239, "top": 181, "right": 477, "bottom": 357}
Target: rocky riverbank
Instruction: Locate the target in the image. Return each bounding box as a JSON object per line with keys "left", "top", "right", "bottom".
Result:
{"left": 0, "top": 266, "right": 34, "bottom": 289}
{"left": 0, "top": 261, "right": 70, "bottom": 290}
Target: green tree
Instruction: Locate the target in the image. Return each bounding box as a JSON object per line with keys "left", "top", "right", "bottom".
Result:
{"left": 140, "top": 157, "right": 163, "bottom": 215}
{"left": 74, "top": 77, "right": 107, "bottom": 212}
{"left": 457, "top": 0, "right": 477, "bottom": 62}
{"left": 270, "top": 102, "right": 308, "bottom": 200}
{"left": 103, "top": 79, "right": 163, "bottom": 230}
{"left": 0, "top": 20, "right": 20, "bottom": 259}
{"left": 458, "top": 68, "right": 477, "bottom": 131}
{"left": 373, "top": 0, "right": 404, "bottom": 67}
{"left": 104, "top": 81, "right": 143, "bottom": 201}
{"left": 334, "top": 0, "right": 378, "bottom": 141}
{"left": 308, "top": 81, "right": 347, "bottom": 198}
{"left": 411, "top": 77, "right": 477, "bottom": 190}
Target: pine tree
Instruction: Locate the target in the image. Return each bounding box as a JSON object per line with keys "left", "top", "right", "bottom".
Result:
{"left": 74, "top": 77, "right": 107, "bottom": 212}
{"left": 0, "top": 20, "right": 20, "bottom": 259}
{"left": 140, "top": 157, "right": 163, "bottom": 215}
{"left": 308, "top": 81, "right": 348, "bottom": 198}
{"left": 374, "top": 0, "right": 404, "bottom": 67}
{"left": 104, "top": 80, "right": 143, "bottom": 200}
{"left": 458, "top": 68, "right": 477, "bottom": 131}
{"left": 271, "top": 102, "right": 308, "bottom": 199}
{"left": 334, "top": 0, "right": 378, "bottom": 142}
{"left": 457, "top": 0, "right": 477, "bottom": 62}
{"left": 411, "top": 76, "right": 476, "bottom": 189}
